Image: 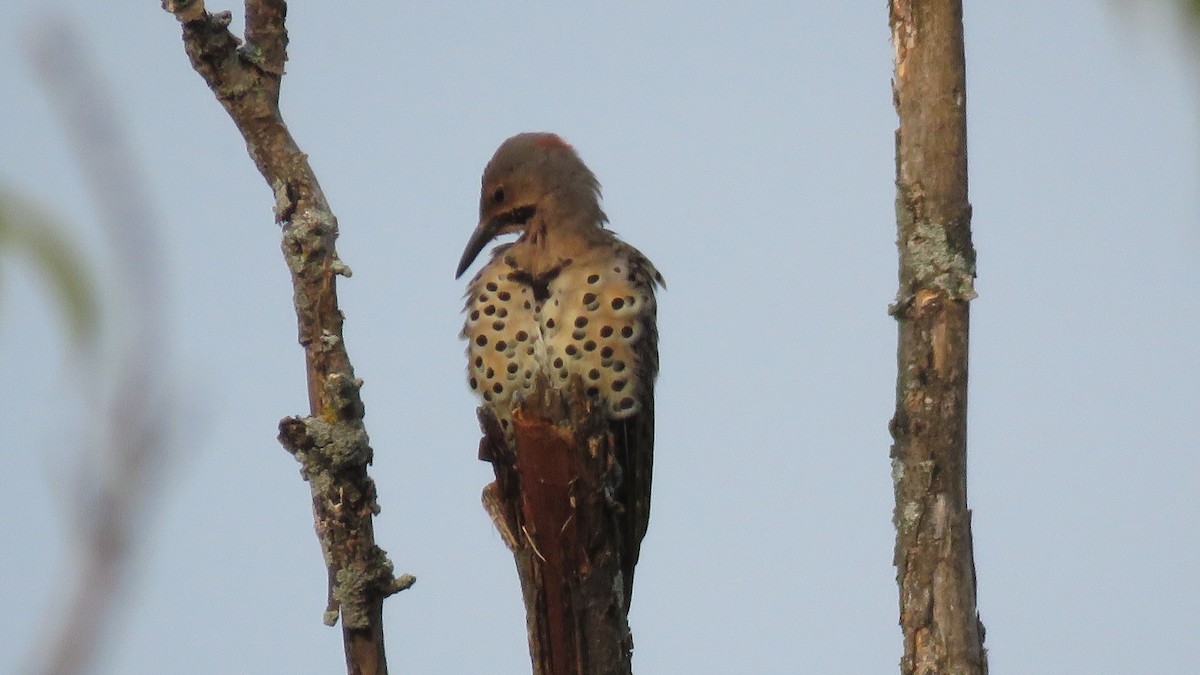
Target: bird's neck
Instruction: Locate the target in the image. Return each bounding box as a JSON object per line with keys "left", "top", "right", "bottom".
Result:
{"left": 510, "top": 210, "right": 608, "bottom": 279}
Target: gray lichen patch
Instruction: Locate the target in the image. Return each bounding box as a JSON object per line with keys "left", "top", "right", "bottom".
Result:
{"left": 903, "top": 218, "right": 977, "bottom": 300}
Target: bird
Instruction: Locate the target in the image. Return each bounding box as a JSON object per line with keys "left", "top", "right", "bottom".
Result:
{"left": 457, "top": 132, "right": 663, "bottom": 603}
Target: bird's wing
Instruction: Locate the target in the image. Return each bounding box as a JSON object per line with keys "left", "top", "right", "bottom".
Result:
{"left": 611, "top": 242, "right": 662, "bottom": 606}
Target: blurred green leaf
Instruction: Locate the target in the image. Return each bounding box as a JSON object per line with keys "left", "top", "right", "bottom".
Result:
{"left": 0, "top": 189, "right": 99, "bottom": 351}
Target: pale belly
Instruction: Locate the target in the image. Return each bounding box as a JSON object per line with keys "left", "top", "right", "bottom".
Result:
{"left": 462, "top": 259, "right": 652, "bottom": 421}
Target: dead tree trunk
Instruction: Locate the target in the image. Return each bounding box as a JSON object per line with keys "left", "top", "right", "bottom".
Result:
{"left": 478, "top": 378, "right": 634, "bottom": 675}
{"left": 162, "top": 3, "right": 411, "bottom": 674}
{"left": 888, "top": 1, "right": 987, "bottom": 674}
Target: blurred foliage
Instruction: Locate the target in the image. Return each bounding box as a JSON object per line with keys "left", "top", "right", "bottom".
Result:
{"left": 1179, "top": 0, "right": 1200, "bottom": 35}
{"left": 0, "top": 189, "right": 98, "bottom": 351}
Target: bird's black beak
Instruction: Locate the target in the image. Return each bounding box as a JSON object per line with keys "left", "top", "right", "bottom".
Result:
{"left": 456, "top": 205, "right": 536, "bottom": 279}
{"left": 455, "top": 217, "right": 499, "bottom": 279}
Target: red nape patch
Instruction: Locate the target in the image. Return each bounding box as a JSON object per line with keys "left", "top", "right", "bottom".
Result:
{"left": 535, "top": 134, "right": 573, "bottom": 150}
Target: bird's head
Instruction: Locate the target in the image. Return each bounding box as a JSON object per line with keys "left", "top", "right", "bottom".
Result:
{"left": 456, "top": 132, "right": 605, "bottom": 278}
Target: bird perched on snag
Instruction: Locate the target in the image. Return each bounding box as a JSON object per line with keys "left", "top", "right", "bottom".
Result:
{"left": 458, "top": 132, "right": 663, "bottom": 605}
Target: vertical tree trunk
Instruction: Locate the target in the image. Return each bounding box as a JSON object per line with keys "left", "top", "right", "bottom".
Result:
{"left": 888, "top": 1, "right": 987, "bottom": 674}
{"left": 478, "top": 378, "right": 634, "bottom": 675}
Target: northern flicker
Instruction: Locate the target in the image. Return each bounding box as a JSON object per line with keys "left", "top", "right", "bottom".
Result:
{"left": 458, "top": 132, "right": 663, "bottom": 602}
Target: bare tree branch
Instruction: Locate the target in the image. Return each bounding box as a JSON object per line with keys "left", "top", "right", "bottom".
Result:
{"left": 888, "top": 1, "right": 987, "bottom": 673}
{"left": 161, "top": 2, "right": 411, "bottom": 673}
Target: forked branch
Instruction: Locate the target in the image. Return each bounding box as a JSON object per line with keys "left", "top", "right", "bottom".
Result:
{"left": 162, "top": 3, "right": 411, "bottom": 673}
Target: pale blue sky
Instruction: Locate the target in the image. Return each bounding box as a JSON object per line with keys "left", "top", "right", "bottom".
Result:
{"left": 2, "top": 3, "right": 1198, "bottom": 673}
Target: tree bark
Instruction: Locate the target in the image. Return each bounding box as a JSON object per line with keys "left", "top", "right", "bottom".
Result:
{"left": 478, "top": 378, "right": 634, "bottom": 675}
{"left": 162, "top": 3, "right": 411, "bottom": 674}
{"left": 888, "top": 1, "right": 987, "bottom": 674}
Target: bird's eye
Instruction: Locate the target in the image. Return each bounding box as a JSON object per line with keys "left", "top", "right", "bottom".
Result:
{"left": 492, "top": 187, "right": 505, "bottom": 204}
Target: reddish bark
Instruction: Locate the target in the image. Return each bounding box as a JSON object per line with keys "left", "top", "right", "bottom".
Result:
{"left": 479, "top": 379, "right": 634, "bottom": 675}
